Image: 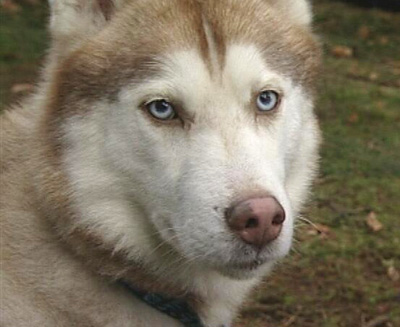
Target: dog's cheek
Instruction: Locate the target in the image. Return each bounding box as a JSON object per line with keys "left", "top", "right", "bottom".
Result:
{"left": 280, "top": 92, "right": 320, "bottom": 215}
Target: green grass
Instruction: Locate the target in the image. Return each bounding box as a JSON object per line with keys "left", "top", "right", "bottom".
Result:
{"left": 0, "top": 2, "right": 48, "bottom": 106}
{"left": 238, "top": 1, "right": 400, "bottom": 326}
{"left": 1, "top": 1, "right": 399, "bottom": 326}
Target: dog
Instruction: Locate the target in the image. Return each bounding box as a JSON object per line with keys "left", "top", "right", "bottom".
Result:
{"left": 0, "top": 0, "right": 321, "bottom": 326}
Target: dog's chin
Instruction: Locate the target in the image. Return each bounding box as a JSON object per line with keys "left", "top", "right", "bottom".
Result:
{"left": 213, "top": 259, "right": 276, "bottom": 280}
{"left": 218, "top": 266, "right": 262, "bottom": 280}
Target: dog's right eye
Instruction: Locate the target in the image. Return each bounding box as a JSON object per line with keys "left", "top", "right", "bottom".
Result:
{"left": 256, "top": 90, "right": 280, "bottom": 113}
{"left": 146, "top": 100, "right": 177, "bottom": 121}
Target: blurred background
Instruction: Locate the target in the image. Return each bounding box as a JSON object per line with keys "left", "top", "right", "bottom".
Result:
{"left": 1, "top": 0, "right": 399, "bottom": 326}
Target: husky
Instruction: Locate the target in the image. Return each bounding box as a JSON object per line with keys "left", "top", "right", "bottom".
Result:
{"left": 0, "top": 0, "right": 321, "bottom": 326}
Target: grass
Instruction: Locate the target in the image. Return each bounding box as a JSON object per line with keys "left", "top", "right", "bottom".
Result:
{"left": 237, "top": 1, "right": 400, "bottom": 326}
{"left": 1, "top": 1, "right": 399, "bottom": 326}
{"left": 0, "top": 2, "right": 48, "bottom": 106}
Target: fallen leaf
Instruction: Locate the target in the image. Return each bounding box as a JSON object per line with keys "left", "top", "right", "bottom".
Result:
{"left": 369, "top": 72, "right": 379, "bottom": 81}
{"left": 306, "top": 223, "right": 333, "bottom": 239}
{"left": 11, "top": 83, "right": 34, "bottom": 94}
{"left": 358, "top": 25, "right": 370, "bottom": 39}
{"left": 375, "top": 101, "right": 385, "bottom": 110}
{"left": 379, "top": 36, "right": 389, "bottom": 45}
{"left": 364, "top": 315, "right": 390, "bottom": 327}
{"left": 367, "top": 141, "right": 375, "bottom": 150}
{"left": 348, "top": 113, "right": 359, "bottom": 123}
{"left": 331, "top": 45, "right": 353, "bottom": 58}
{"left": 366, "top": 212, "right": 383, "bottom": 232}
{"left": 388, "top": 266, "right": 400, "bottom": 282}
{"left": 282, "top": 315, "right": 297, "bottom": 327}
{"left": 348, "top": 63, "right": 360, "bottom": 75}
{"left": 1, "top": 0, "right": 21, "bottom": 12}
{"left": 389, "top": 60, "right": 400, "bottom": 70}
{"left": 306, "top": 228, "right": 319, "bottom": 236}
{"left": 377, "top": 304, "right": 390, "bottom": 314}
{"left": 315, "top": 223, "right": 331, "bottom": 234}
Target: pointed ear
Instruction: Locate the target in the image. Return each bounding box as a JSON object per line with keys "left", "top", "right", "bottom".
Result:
{"left": 270, "top": 0, "right": 313, "bottom": 27}
{"left": 48, "top": 0, "right": 125, "bottom": 54}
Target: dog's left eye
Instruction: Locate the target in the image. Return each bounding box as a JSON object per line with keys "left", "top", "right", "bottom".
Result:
{"left": 256, "top": 90, "right": 280, "bottom": 112}
{"left": 146, "top": 100, "right": 177, "bottom": 120}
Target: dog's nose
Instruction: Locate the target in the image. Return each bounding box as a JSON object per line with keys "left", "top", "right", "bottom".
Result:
{"left": 226, "top": 197, "right": 285, "bottom": 249}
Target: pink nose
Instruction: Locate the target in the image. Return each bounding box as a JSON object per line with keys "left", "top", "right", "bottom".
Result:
{"left": 226, "top": 197, "right": 285, "bottom": 249}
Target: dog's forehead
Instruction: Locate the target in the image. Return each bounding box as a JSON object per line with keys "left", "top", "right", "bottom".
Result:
{"left": 109, "top": 0, "right": 320, "bottom": 85}
{"left": 112, "top": 0, "right": 319, "bottom": 105}
{"left": 120, "top": 44, "right": 282, "bottom": 106}
{"left": 54, "top": 0, "right": 320, "bottom": 111}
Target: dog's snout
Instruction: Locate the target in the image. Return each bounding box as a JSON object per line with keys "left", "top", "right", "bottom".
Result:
{"left": 226, "top": 197, "right": 285, "bottom": 249}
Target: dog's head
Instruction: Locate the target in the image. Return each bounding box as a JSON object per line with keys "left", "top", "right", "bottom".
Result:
{"left": 45, "top": 0, "right": 321, "bottom": 280}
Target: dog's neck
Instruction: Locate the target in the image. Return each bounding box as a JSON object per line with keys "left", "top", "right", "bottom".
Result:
{"left": 120, "top": 281, "right": 205, "bottom": 327}
{"left": 45, "top": 216, "right": 257, "bottom": 326}
{"left": 64, "top": 226, "right": 208, "bottom": 325}
{"left": 53, "top": 221, "right": 258, "bottom": 326}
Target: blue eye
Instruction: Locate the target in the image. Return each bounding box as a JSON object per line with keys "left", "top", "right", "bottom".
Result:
{"left": 146, "top": 100, "right": 176, "bottom": 120}
{"left": 256, "top": 90, "right": 280, "bottom": 112}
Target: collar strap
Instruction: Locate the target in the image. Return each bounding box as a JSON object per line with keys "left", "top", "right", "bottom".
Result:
{"left": 120, "top": 281, "right": 204, "bottom": 327}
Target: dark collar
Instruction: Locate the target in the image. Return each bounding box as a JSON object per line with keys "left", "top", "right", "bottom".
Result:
{"left": 120, "top": 281, "right": 204, "bottom": 327}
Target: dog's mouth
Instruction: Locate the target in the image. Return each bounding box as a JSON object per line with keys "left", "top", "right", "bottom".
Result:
{"left": 226, "top": 258, "right": 267, "bottom": 271}
{"left": 213, "top": 257, "right": 273, "bottom": 280}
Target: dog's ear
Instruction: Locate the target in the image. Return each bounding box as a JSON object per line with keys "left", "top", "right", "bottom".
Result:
{"left": 269, "top": 0, "right": 313, "bottom": 27}
{"left": 48, "top": 0, "right": 126, "bottom": 55}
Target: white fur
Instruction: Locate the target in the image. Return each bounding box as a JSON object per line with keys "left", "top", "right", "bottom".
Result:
{"left": 270, "top": 0, "right": 313, "bottom": 27}
{"left": 48, "top": 0, "right": 127, "bottom": 56}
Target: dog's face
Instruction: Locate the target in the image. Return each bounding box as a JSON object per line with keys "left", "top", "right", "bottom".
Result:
{"left": 47, "top": 0, "right": 321, "bottom": 279}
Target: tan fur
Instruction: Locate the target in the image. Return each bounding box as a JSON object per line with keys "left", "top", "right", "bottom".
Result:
{"left": 1, "top": 1, "right": 321, "bottom": 326}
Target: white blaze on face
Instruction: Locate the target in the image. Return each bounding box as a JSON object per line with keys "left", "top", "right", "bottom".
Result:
{"left": 64, "top": 41, "right": 315, "bottom": 279}
{"left": 115, "top": 43, "right": 312, "bottom": 273}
